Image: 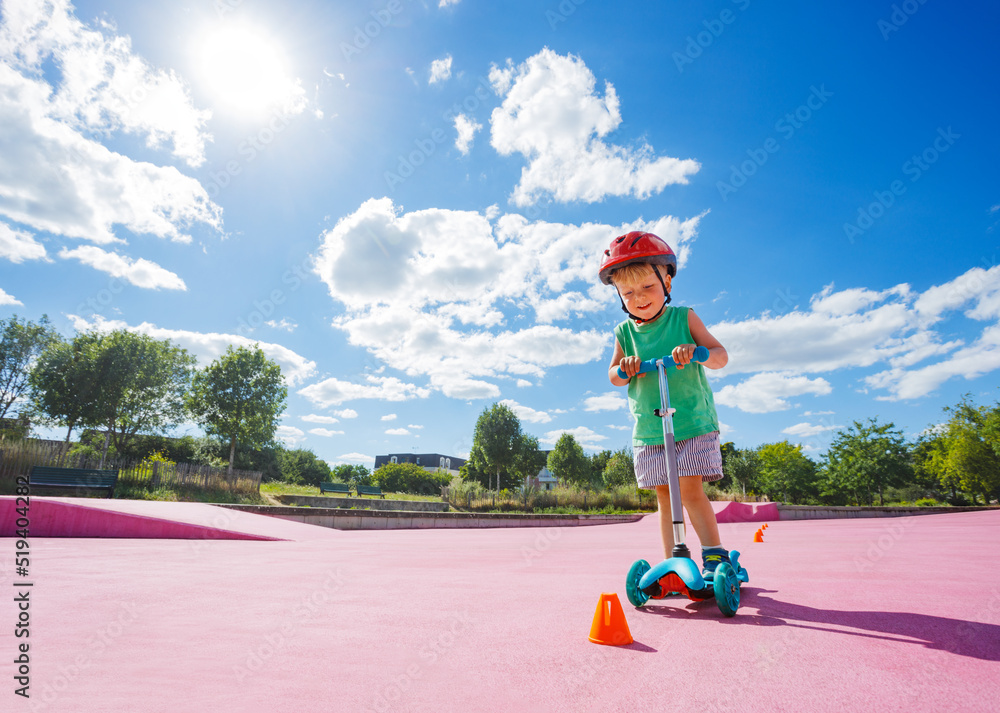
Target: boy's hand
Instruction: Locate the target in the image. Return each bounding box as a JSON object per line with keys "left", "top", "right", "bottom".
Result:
{"left": 618, "top": 355, "right": 643, "bottom": 379}
{"left": 671, "top": 344, "right": 698, "bottom": 369}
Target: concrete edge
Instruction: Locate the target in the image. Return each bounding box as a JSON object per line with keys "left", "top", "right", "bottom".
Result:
{"left": 216, "top": 503, "right": 646, "bottom": 530}
{"left": 276, "top": 494, "right": 451, "bottom": 512}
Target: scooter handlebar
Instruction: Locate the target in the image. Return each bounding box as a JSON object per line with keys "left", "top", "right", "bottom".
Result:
{"left": 616, "top": 345, "right": 710, "bottom": 379}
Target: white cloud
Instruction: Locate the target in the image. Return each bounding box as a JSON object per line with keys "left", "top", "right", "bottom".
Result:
{"left": 385, "top": 427, "right": 411, "bottom": 436}
{"left": 714, "top": 373, "right": 832, "bottom": 413}
{"left": 583, "top": 392, "right": 627, "bottom": 412}
{"left": 277, "top": 425, "right": 305, "bottom": 445}
{"left": 489, "top": 48, "right": 699, "bottom": 206}
{"left": 540, "top": 426, "right": 607, "bottom": 449}
{"left": 308, "top": 428, "right": 343, "bottom": 437}
{"left": 265, "top": 319, "right": 298, "bottom": 332}
{"left": 500, "top": 399, "right": 552, "bottom": 423}
{"left": 809, "top": 282, "right": 910, "bottom": 315}
{"left": 914, "top": 265, "right": 1000, "bottom": 321}
{"left": 0, "top": 222, "right": 46, "bottom": 263}
{"left": 0, "top": 287, "right": 22, "bottom": 306}
{"left": 0, "top": 4, "right": 222, "bottom": 246}
{"left": 1, "top": 1, "right": 210, "bottom": 165}
{"left": 333, "top": 409, "right": 358, "bottom": 419}
{"left": 866, "top": 324, "right": 1000, "bottom": 400}
{"left": 381, "top": 414, "right": 398, "bottom": 421}
{"left": 334, "top": 452, "right": 373, "bottom": 464}
{"left": 67, "top": 314, "right": 317, "bottom": 385}
{"left": 781, "top": 422, "right": 841, "bottom": 438}
{"left": 298, "top": 375, "right": 431, "bottom": 407}
{"left": 407, "top": 424, "right": 424, "bottom": 429}
{"left": 706, "top": 268, "right": 1000, "bottom": 402}
{"left": 429, "top": 54, "right": 453, "bottom": 84}
{"left": 302, "top": 414, "right": 339, "bottom": 424}
{"left": 438, "top": 0, "right": 461, "bottom": 7}
{"left": 454, "top": 113, "right": 482, "bottom": 155}
{"left": 712, "top": 301, "right": 913, "bottom": 375}
{"left": 59, "top": 246, "right": 186, "bottom": 290}
{"left": 313, "top": 197, "right": 696, "bottom": 399}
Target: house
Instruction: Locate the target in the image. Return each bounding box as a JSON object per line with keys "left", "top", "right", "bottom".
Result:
{"left": 526, "top": 465, "right": 558, "bottom": 491}
{"left": 524, "top": 449, "right": 557, "bottom": 491}
{"left": 373, "top": 453, "right": 466, "bottom": 478}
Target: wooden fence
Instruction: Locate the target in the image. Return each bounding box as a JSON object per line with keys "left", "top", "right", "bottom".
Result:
{"left": 0, "top": 437, "right": 262, "bottom": 496}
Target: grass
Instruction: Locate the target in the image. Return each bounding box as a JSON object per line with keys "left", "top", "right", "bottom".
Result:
{"left": 113, "top": 481, "right": 265, "bottom": 505}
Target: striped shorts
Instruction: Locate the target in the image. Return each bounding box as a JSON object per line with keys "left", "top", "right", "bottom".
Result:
{"left": 633, "top": 431, "right": 724, "bottom": 489}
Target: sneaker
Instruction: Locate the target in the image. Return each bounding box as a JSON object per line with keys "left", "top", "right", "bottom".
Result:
{"left": 701, "top": 548, "right": 731, "bottom": 580}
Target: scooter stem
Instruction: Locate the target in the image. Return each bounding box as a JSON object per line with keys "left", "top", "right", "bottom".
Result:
{"left": 656, "top": 360, "right": 689, "bottom": 558}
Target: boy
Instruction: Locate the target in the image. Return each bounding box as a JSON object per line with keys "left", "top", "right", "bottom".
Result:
{"left": 599, "top": 231, "right": 731, "bottom": 578}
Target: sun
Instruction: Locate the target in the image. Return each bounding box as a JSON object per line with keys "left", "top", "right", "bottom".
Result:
{"left": 194, "top": 22, "right": 304, "bottom": 119}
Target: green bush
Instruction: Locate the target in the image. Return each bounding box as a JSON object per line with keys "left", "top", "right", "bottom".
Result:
{"left": 442, "top": 483, "right": 656, "bottom": 513}
{"left": 371, "top": 463, "right": 451, "bottom": 495}
{"left": 915, "top": 498, "right": 940, "bottom": 507}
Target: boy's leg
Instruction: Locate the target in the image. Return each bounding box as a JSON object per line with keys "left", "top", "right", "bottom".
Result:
{"left": 654, "top": 484, "right": 674, "bottom": 560}
{"left": 678, "top": 476, "right": 721, "bottom": 548}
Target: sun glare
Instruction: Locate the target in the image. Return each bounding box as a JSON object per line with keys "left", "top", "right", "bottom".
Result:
{"left": 195, "top": 23, "right": 303, "bottom": 119}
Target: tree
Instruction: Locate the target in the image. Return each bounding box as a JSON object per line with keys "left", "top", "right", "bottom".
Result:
{"left": 29, "top": 332, "right": 103, "bottom": 449}
{"left": 757, "top": 441, "right": 817, "bottom": 504}
{"left": 91, "top": 330, "right": 197, "bottom": 463}
{"left": 278, "top": 448, "right": 333, "bottom": 487}
{"left": 939, "top": 398, "right": 1000, "bottom": 504}
{"left": 823, "top": 419, "right": 912, "bottom": 506}
{"left": 187, "top": 345, "right": 287, "bottom": 474}
{"left": 547, "top": 433, "right": 591, "bottom": 487}
{"left": 723, "top": 447, "right": 761, "bottom": 497}
{"left": 602, "top": 447, "right": 635, "bottom": 489}
{"left": 1, "top": 314, "right": 59, "bottom": 421}
{"left": 468, "top": 403, "right": 525, "bottom": 492}
{"left": 513, "top": 434, "right": 546, "bottom": 491}
{"left": 589, "top": 449, "right": 612, "bottom": 487}
{"left": 371, "top": 462, "right": 451, "bottom": 495}
{"left": 332, "top": 463, "right": 372, "bottom": 487}
{"left": 33, "top": 330, "right": 195, "bottom": 464}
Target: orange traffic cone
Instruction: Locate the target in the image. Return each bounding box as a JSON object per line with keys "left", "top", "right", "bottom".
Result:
{"left": 588, "top": 593, "right": 633, "bottom": 646}
{"left": 753, "top": 529, "right": 764, "bottom": 542}
{"left": 763, "top": 523, "right": 769, "bottom": 530}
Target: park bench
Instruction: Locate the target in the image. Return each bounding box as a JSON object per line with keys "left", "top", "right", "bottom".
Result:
{"left": 28, "top": 465, "right": 119, "bottom": 498}
{"left": 319, "top": 482, "right": 352, "bottom": 496}
{"left": 356, "top": 485, "right": 385, "bottom": 499}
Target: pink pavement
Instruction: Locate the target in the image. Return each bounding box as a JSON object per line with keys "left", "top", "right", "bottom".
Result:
{"left": 3, "top": 497, "right": 999, "bottom": 713}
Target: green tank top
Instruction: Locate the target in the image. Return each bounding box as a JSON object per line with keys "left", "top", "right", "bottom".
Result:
{"left": 614, "top": 306, "right": 720, "bottom": 444}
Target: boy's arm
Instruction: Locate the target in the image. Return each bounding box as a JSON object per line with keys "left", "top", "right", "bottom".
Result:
{"left": 672, "top": 309, "right": 729, "bottom": 370}
{"left": 608, "top": 338, "right": 641, "bottom": 386}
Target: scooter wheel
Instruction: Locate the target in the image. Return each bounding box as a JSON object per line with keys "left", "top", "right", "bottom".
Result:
{"left": 626, "top": 559, "right": 651, "bottom": 607}
{"left": 714, "top": 562, "right": 740, "bottom": 617}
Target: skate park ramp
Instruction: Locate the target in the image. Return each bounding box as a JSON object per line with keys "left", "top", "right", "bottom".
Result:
{"left": 714, "top": 500, "right": 778, "bottom": 523}
{"left": 0, "top": 495, "right": 340, "bottom": 541}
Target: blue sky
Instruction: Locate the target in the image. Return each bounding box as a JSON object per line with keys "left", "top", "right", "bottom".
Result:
{"left": 2, "top": 0, "right": 998, "bottom": 468}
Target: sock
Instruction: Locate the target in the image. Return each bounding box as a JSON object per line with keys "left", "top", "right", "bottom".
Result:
{"left": 701, "top": 545, "right": 725, "bottom": 552}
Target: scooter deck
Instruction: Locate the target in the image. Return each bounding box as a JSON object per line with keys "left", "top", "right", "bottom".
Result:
{"left": 638, "top": 551, "right": 749, "bottom": 602}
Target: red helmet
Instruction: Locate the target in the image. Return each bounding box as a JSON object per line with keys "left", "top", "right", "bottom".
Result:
{"left": 598, "top": 232, "right": 676, "bottom": 285}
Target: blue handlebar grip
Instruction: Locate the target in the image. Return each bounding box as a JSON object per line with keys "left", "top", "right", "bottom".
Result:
{"left": 616, "top": 345, "right": 710, "bottom": 379}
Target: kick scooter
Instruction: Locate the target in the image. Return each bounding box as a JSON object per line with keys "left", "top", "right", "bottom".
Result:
{"left": 619, "top": 345, "right": 749, "bottom": 617}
